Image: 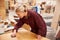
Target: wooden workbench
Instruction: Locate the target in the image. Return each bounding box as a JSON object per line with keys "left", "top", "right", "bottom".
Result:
{"left": 0, "top": 28, "right": 50, "bottom": 40}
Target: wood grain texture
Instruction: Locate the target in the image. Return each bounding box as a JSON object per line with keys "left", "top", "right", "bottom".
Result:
{"left": 0, "top": 29, "right": 50, "bottom": 40}
{"left": 0, "top": 24, "right": 50, "bottom": 40}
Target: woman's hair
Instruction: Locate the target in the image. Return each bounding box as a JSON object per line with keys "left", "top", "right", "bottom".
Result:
{"left": 15, "top": 5, "right": 27, "bottom": 12}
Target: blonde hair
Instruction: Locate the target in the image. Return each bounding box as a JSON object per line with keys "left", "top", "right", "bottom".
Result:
{"left": 15, "top": 4, "right": 27, "bottom": 12}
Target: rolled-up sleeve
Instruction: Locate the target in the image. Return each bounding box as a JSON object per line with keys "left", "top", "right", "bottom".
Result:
{"left": 33, "top": 13, "right": 47, "bottom": 37}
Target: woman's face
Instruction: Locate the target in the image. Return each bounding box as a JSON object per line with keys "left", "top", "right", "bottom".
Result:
{"left": 16, "top": 11, "right": 25, "bottom": 18}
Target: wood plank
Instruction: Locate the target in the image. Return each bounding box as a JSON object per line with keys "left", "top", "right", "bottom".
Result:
{"left": 0, "top": 28, "right": 50, "bottom": 40}
{"left": 0, "top": 0, "right": 6, "bottom": 20}
{"left": 51, "top": 0, "right": 60, "bottom": 30}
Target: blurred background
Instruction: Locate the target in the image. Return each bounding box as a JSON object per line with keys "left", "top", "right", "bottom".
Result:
{"left": 0, "top": 0, "right": 60, "bottom": 40}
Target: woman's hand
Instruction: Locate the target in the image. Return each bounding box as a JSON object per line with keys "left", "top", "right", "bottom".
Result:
{"left": 37, "top": 35, "right": 42, "bottom": 40}
{"left": 11, "top": 30, "right": 16, "bottom": 38}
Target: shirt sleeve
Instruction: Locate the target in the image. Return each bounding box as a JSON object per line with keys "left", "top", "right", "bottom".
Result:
{"left": 14, "top": 19, "right": 24, "bottom": 32}
{"left": 33, "top": 13, "right": 47, "bottom": 37}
